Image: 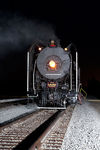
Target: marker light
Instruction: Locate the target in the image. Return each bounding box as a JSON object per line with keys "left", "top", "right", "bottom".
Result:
{"left": 64, "top": 48, "right": 68, "bottom": 51}
{"left": 38, "top": 47, "right": 42, "bottom": 51}
{"left": 49, "top": 60, "right": 56, "bottom": 69}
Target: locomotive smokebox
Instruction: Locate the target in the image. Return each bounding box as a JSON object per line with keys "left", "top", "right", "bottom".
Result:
{"left": 37, "top": 47, "right": 70, "bottom": 80}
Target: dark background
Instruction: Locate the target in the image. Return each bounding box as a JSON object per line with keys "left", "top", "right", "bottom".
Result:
{"left": 0, "top": 0, "right": 100, "bottom": 98}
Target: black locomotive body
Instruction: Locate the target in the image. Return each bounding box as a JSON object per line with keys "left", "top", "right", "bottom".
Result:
{"left": 27, "top": 41, "right": 80, "bottom": 108}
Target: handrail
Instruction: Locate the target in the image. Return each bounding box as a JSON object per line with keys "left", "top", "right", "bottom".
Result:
{"left": 79, "top": 88, "right": 87, "bottom": 100}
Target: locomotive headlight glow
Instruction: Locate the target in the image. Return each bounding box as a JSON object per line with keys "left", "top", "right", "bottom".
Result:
{"left": 49, "top": 60, "right": 56, "bottom": 69}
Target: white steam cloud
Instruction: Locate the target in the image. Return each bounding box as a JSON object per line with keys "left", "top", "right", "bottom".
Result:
{"left": 0, "top": 13, "right": 59, "bottom": 58}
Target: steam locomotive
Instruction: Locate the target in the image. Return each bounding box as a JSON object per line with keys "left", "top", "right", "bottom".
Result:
{"left": 27, "top": 40, "right": 80, "bottom": 108}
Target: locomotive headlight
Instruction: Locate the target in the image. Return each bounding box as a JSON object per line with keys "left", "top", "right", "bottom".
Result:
{"left": 49, "top": 60, "right": 56, "bottom": 69}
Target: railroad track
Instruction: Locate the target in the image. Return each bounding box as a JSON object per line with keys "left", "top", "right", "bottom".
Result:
{"left": 0, "top": 109, "right": 57, "bottom": 150}
{"left": 15, "top": 105, "right": 74, "bottom": 150}
{"left": 0, "top": 98, "right": 28, "bottom": 104}
{"left": 0, "top": 97, "right": 39, "bottom": 127}
{"left": 0, "top": 104, "right": 75, "bottom": 150}
{"left": 30, "top": 105, "right": 74, "bottom": 150}
{"left": 0, "top": 102, "right": 38, "bottom": 127}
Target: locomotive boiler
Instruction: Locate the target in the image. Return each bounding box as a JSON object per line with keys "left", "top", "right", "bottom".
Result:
{"left": 27, "top": 40, "right": 80, "bottom": 108}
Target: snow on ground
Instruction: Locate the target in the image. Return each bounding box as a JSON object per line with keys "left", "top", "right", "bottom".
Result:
{"left": 61, "top": 101, "right": 100, "bottom": 150}
{"left": 0, "top": 103, "right": 37, "bottom": 124}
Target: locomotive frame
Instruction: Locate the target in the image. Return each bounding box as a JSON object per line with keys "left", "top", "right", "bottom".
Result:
{"left": 27, "top": 40, "right": 80, "bottom": 109}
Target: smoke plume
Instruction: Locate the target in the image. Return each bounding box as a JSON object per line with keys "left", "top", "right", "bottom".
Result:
{"left": 0, "top": 12, "right": 59, "bottom": 58}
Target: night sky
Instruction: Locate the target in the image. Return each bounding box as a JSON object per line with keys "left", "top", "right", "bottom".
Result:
{"left": 0, "top": 0, "right": 100, "bottom": 97}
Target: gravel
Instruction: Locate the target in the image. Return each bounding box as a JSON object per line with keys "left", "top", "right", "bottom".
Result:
{"left": 61, "top": 101, "right": 100, "bottom": 150}
{"left": 0, "top": 103, "right": 37, "bottom": 124}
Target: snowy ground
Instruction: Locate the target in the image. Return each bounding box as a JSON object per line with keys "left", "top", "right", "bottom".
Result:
{"left": 0, "top": 103, "right": 38, "bottom": 125}
{"left": 61, "top": 101, "right": 100, "bottom": 150}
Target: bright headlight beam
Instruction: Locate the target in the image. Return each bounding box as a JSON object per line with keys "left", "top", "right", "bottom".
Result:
{"left": 49, "top": 60, "right": 56, "bottom": 69}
